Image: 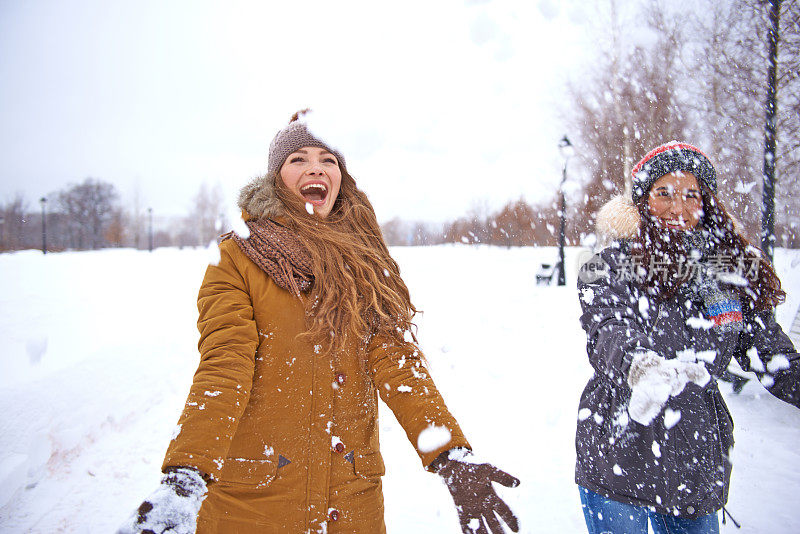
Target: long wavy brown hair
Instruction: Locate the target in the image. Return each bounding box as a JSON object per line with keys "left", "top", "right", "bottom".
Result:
{"left": 273, "top": 166, "right": 418, "bottom": 356}
{"left": 630, "top": 188, "right": 785, "bottom": 313}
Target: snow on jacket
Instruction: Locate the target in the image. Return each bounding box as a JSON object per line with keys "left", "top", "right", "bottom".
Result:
{"left": 575, "top": 195, "right": 800, "bottom": 519}
{"left": 162, "top": 217, "right": 470, "bottom": 533}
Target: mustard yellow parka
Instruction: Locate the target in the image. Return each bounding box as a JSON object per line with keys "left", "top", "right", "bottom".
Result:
{"left": 162, "top": 174, "right": 469, "bottom": 533}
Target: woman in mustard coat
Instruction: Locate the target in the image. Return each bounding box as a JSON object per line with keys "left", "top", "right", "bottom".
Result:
{"left": 117, "top": 111, "right": 519, "bottom": 534}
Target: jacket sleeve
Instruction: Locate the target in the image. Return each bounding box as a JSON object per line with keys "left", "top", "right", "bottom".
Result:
{"left": 366, "top": 335, "right": 471, "bottom": 470}
{"left": 162, "top": 240, "right": 258, "bottom": 480}
{"left": 734, "top": 309, "right": 800, "bottom": 408}
{"left": 578, "top": 248, "right": 656, "bottom": 384}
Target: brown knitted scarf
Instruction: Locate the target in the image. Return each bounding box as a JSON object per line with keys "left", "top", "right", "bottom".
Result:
{"left": 224, "top": 219, "right": 314, "bottom": 296}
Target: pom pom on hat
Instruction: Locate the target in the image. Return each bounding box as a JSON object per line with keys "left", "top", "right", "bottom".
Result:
{"left": 631, "top": 141, "right": 716, "bottom": 203}
{"left": 267, "top": 109, "right": 346, "bottom": 174}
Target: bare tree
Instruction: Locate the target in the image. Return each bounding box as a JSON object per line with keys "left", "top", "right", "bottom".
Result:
{"left": 381, "top": 218, "right": 411, "bottom": 246}
{"left": 488, "top": 198, "right": 537, "bottom": 247}
{"left": 1, "top": 194, "right": 28, "bottom": 250}
{"left": 105, "top": 207, "right": 127, "bottom": 248}
{"left": 443, "top": 214, "right": 488, "bottom": 244}
{"left": 380, "top": 218, "right": 444, "bottom": 246}
{"left": 686, "top": 0, "right": 800, "bottom": 244}
{"left": 54, "top": 178, "right": 119, "bottom": 250}
{"left": 442, "top": 201, "right": 493, "bottom": 244}
{"left": 185, "top": 182, "right": 227, "bottom": 247}
{"left": 128, "top": 184, "right": 147, "bottom": 249}
{"left": 566, "top": 1, "right": 688, "bottom": 241}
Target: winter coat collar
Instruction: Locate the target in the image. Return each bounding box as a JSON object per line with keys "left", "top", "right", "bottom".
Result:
{"left": 595, "top": 195, "right": 641, "bottom": 242}
{"left": 237, "top": 173, "right": 286, "bottom": 220}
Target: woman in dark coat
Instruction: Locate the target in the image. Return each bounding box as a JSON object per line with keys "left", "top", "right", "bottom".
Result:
{"left": 575, "top": 142, "right": 800, "bottom": 534}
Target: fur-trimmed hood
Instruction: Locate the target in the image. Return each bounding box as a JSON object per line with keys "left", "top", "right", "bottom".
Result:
{"left": 237, "top": 173, "right": 285, "bottom": 220}
{"left": 595, "top": 195, "right": 641, "bottom": 242}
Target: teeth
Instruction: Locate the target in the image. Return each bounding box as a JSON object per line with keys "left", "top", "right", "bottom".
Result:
{"left": 301, "top": 183, "right": 328, "bottom": 193}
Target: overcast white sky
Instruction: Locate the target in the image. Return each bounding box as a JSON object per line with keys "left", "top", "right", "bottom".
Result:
{"left": 0, "top": 0, "right": 595, "bottom": 224}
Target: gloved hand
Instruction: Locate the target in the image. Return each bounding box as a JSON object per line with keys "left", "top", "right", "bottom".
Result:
{"left": 627, "top": 350, "right": 710, "bottom": 425}
{"left": 433, "top": 449, "right": 520, "bottom": 534}
{"left": 116, "top": 466, "right": 208, "bottom": 534}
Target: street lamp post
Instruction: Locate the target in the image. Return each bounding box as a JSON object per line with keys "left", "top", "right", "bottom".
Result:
{"left": 761, "top": 0, "right": 781, "bottom": 261}
{"left": 40, "top": 197, "right": 47, "bottom": 255}
{"left": 557, "top": 135, "right": 574, "bottom": 286}
{"left": 148, "top": 207, "right": 154, "bottom": 252}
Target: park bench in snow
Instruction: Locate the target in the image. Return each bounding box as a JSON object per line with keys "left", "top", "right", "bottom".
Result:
{"left": 536, "top": 262, "right": 559, "bottom": 286}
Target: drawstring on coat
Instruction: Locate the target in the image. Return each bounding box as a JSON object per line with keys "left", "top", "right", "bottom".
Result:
{"left": 722, "top": 506, "right": 741, "bottom": 528}
{"left": 674, "top": 385, "right": 743, "bottom": 530}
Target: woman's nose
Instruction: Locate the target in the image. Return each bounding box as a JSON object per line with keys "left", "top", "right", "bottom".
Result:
{"left": 305, "top": 163, "right": 325, "bottom": 175}
{"left": 668, "top": 196, "right": 685, "bottom": 213}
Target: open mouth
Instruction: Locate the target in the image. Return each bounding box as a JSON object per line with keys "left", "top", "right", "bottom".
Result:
{"left": 662, "top": 219, "right": 687, "bottom": 229}
{"left": 300, "top": 182, "right": 329, "bottom": 205}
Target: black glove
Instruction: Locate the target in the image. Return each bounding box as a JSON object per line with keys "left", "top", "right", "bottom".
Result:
{"left": 433, "top": 450, "right": 520, "bottom": 534}
{"left": 116, "top": 467, "right": 208, "bottom": 534}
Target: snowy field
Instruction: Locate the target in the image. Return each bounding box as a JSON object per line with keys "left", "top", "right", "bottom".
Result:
{"left": 1, "top": 244, "right": 799, "bottom": 533}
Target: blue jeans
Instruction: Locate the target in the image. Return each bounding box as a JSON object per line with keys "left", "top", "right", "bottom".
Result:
{"left": 579, "top": 486, "right": 720, "bottom": 534}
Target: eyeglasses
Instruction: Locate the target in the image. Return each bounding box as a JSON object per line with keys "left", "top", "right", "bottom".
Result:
{"left": 649, "top": 188, "right": 702, "bottom": 206}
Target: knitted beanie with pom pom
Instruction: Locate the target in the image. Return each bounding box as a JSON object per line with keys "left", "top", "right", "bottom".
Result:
{"left": 631, "top": 142, "right": 716, "bottom": 203}
{"left": 267, "top": 109, "right": 346, "bottom": 175}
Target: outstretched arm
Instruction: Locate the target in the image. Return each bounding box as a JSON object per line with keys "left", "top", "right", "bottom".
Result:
{"left": 367, "top": 335, "right": 471, "bottom": 467}
{"left": 735, "top": 309, "right": 800, "bottom": 408}
{"left": 368, "top": 337, "right": 519, "bottom": 533}
{"left": 118, "top": 241, "right": 259, "bottom": 533}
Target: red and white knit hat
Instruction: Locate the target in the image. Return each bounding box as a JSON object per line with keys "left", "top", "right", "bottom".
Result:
{"left": 631, "top": 141, "right": 716, "bottom": 202}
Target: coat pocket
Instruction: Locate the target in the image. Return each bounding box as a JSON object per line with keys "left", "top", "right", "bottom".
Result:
{"left": 353, "top": 451, "right": 385, "bottom": 480}
{"left": 219, "top": 457, "right": 278, "bottom": 488}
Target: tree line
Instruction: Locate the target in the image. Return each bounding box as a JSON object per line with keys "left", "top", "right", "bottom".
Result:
{"left": 381, "top": 198, "right": 566, "bottom": 247}
{"left": 3, "top": 0, "right": 797, "bottom": 253}
{"left": 0, "top": 178, "right": 228, "bottom": 252}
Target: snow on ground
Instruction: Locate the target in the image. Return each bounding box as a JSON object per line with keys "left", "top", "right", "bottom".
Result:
{"left": 0, "top": 245, "right": 798, "bottom": 533}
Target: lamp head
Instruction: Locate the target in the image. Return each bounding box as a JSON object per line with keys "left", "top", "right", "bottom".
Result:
{"left": 558, "top": 135, "right": 574, "bottom": 160}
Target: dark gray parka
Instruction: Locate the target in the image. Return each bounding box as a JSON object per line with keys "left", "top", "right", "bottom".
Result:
{"left": 575, "top": 196, "right": 800, "bottom": 519}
